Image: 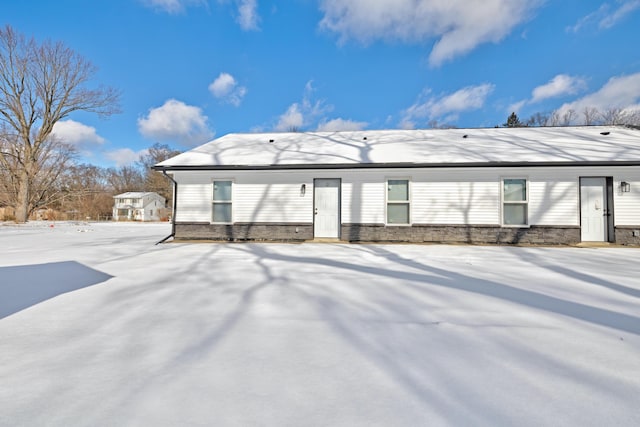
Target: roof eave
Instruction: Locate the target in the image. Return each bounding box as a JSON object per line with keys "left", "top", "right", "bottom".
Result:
{"left": 152, "top": 160, "right": 640, "bottom": 172}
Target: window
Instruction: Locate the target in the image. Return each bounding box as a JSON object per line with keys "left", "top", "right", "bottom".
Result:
{"left": 502, "top": 178, "right": 528, "bottom": 226}
{"left": 212, "top": 180, "right": 232, "bottom": 223}
{"left": 387, "top": 179, "right": 410, "bottom": 224}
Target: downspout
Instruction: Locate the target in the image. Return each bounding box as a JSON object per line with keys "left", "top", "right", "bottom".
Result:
{"left": 156, "top": 170, "right": 178, "bottom": 245}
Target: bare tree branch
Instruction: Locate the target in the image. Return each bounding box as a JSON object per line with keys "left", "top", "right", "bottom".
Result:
{"left": 0, "top": 25, "right": 120, "bottom": 221}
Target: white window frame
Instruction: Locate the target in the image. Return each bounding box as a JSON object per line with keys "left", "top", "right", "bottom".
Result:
{"left": 501, "top": 177, "right": 529, "bottom": 227}
{"left": 212, "top": 179, "right": 234, "bottom": 224}
{"left": 385, "top": 178, "right": 411, "bottom": 226}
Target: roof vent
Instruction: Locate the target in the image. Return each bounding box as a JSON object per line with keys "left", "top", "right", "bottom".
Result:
{"left": 463, "top": 134, "right": 468, "bottom": 138}
{"left": 363, "top": 136, "right": 367, "bottom": 140}
{"left": 269, "top": 139, "right": 275, "bottom": 143}
{"left": 600, "top": 131, "right": 610, "bottom": 136}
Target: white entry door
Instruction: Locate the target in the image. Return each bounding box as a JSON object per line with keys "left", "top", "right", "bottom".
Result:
{"left": 314, "top": 179, "right": 340, "bottom": 238}
{"left": 580, "top": 177, "right": 608, "bottom": 242}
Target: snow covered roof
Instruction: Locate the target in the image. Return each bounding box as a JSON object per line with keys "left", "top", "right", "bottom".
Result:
{"left": 155, "top": 126, "right": 640, "bottom": 170}
{"left": 113, "top": 192, "right": 163, "bottom": 199}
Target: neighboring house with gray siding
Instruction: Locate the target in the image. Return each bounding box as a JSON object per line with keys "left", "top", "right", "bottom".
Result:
{"left": 153, "top": 126, "right": 640, "bottom": 245}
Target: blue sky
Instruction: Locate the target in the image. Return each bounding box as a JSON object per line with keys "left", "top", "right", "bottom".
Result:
{"left": 3, "top": 0, "right": 640, "bottom": 167}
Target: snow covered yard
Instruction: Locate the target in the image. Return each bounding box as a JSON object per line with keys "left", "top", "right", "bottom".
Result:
{"left": 1, "top": 222, "right": 639, "bottom": 427}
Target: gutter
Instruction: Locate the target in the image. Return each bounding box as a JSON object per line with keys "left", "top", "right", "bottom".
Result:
{"left": 156, "top": 170, "right": 178, "bottom": 245}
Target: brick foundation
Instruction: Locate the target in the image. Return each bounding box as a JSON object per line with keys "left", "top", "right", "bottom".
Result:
{"left": 342, "top": 223, "right": 582, "bottom": 245}
{"left": 175, "top": 222, "right": 313, "bottom": 242}
{"left": 174, "top": 222, "right": 588, "bottom": 245}
{"left": 614, "top": 226, "right": 640, "bottom": 246}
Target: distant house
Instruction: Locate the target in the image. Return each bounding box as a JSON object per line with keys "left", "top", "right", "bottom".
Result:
{"left": 153, "top": 126, "right": 640, "bottom": 245}
{"left": 113, "top": 192, "right": 166, "bottom": 222}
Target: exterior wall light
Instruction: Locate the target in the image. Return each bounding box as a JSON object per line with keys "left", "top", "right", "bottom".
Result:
{"left": 300, "top": 184, "right": 306, "bottom": 196}
{"left": 621, "top": 181, "right": 631, "bottom": 193}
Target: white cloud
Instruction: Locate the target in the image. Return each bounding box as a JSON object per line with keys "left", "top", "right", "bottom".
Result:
{"left": 556, "top": 73, "right": 640, "bottom": 117}
{"left": 106, "top": 148, "right": 147, "bottom": 167}
{"left": 600, "top": 0, "right": 640, "bottom": 28}
{"left": 507, "top": 100, "right": 528, "bottom": 114}
{"left": 138, "top": 99, "right": 213, "bottom": 146}
{"left": 510, "top": 74, "right": 587, "bottom": 112}
{"left": 274, "top": 81, "right": 333, "bottom": 131}
{"left": 567, "top": 1, "right": 640, "bottom": 32}
{"left": 141, "top": 0, "right": 206, "bottom": 14}
{"left": 318, "top": 0, "right": 544, "bottom": 66}
{"left": 566, "top": 4, "right": 608, "bottom": 33}
{"left": 51, "top": 120, "right": 105, "bottom": 150}
{"left": 531, "top": 74, "right": 587, "bottom": 103}
{"left": 316, "top": 118, "right": 368, "bottom": 132}
{"left": 143, "top": 0, "right": 260, "bottom": 30}
{"left": 236, "top": 0, "right": 260, "bottom": 30}
{"left": 208, "top": 73, "right": 247, "bottom": 106}
{"left": 275, "top": 104, "right": 305, "bottom": 132}
{"left": 401, "top": 84, "right": 495, "bottom": 127}
{"left": 105, "top": 148, "right": 149, "bottom": 167}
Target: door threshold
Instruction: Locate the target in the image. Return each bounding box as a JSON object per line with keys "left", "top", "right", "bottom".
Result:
{"left": 576, "top": 242, "right": 612, "bottom": 247}
{"left": 312, "top": 238, "right": 342, "bottom": 243}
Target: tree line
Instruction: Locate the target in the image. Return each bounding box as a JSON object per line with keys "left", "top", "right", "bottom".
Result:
{"left": 0, "top": 142, "right": 180, "bottom": 221}
{"left": 503, "top": 108, "right": 640, "bottom": 128}
{"left": 0, "top": 25, "right": 180, "bottom": 222}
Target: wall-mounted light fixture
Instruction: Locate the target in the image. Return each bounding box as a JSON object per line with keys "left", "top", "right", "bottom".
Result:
{"left": 300, "top": 184, "right": 306, "bottom": 196}
{"left": 621, "top": 181, "right": 631, "bottom": 193}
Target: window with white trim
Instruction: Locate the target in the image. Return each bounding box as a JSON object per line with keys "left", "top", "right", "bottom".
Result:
{"left": 502, "top": 178, "right": 528, "bottom": 226}
{"left": 386, "top": 179, "right": 410, "bottom": 224}
{"left": 212, "top": 180, "right": 233, "bottom": 223}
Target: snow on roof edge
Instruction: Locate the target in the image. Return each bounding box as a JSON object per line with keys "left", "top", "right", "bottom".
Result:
{"left": 154, "top": 125, "right": 640, "bottom": 168}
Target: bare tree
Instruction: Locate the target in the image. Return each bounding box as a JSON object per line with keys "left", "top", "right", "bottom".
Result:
{"left": 0, "top": 25, "right": 119, "bottom": 222}
{"left": 136, "top": 143, "right": 181, "bottom": 203}
{"left": 582, "top": 107, "right": 600, "bottom": 125}
{"left": 546, "top": 109, "right": 576, "bottom": 126}
{"left": 106, "top": 165, "right": 144, "bottom": 195}
{"left": 599, "top": 107, "right": 624, "bottom": 125}
{"left": 427, "top": 119, "right": 458, "bottom": 129}
{"left": 599, "top": 107, "right": 640, "bottom": 126}
{"left": 525, "top": 112, "right": 551, "bottom": 127}
{"left": 526, "top": 106, "right": 640, "bottom": 128}
{"left": 55, "top": 164, "right": 113, "bottom": 220}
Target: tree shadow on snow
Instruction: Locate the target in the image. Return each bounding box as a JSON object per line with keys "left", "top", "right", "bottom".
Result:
{"left": 241, "top": 244, "right": 640, "bottom": 336}
{"left": 0, "top": 261, "right": 113, "bottom": 319}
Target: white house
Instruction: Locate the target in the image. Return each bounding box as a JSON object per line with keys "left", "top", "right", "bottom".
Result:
{"left": 113, "top": 192, "right": 166, "bottom": 222}
{"left": 153, "top": 126, "right": 640, "bottom": 245}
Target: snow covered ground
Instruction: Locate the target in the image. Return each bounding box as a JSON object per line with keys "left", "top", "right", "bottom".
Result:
{"left": 1, "top": 221, "right": 639, "bottom": 427}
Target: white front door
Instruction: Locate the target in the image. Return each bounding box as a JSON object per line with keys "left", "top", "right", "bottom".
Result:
{"left": 314, "top": 179, "right": 340, "bottom": 238}
{"left": 580, "top": 177, "right": 608, "bottom": 242}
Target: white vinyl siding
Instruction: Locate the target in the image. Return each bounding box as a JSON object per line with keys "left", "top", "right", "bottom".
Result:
{"left": 612, "top": 170, "right": 640, "bottom": 226}
{"left": 233, "top": 183, "right": 312, "bottom": 223}
{"left": 172, "top": 166, "right": 640, "bottom": 229}
{"left": 340, "top": 175, "right": 385, "bottom": 224}
{"left": 411, "top": 180, "right": 499, "bottom": 224}
{"left": 174, "top": 173, "right": 213, "bottom": 222}
{"left": 527, "top": 179, "right": 577, "bottom": 226}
